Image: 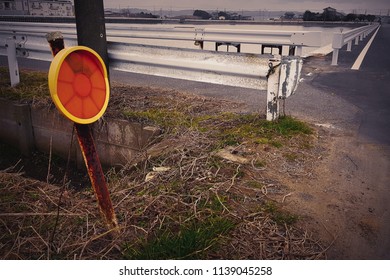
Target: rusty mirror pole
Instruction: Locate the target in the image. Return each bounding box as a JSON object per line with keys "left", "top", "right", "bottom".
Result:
{"left": 46, "top": 33, "right": 119, "bottom": 233}
{"left": 74, "top": 0, "right": 118, "bottom": 233}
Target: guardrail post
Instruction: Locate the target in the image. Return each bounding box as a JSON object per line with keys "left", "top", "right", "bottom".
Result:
{"left": 5, "top": 37, "right": 20, "bottom": 87}
{"left": 331, "top": 33, "right": 343, "bottom": 66}
{"left": 331, "top": 49, "right": 339, "bottom": 66}
{"left": 266, "top": 59, "right": 281, "bottom": 121}
{"left": 347, "top": 41, "right": 352, "bottom": 52}
{"left": 355, "top": 36, "right": 359, "bottom": 45}
{"left": 294, "top": 46, "right": 303, "bottom": 56}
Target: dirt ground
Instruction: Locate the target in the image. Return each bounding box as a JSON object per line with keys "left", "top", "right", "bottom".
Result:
{"left": 281, "top": 56, "right": 390, "bottom": 259}
{"left": 281, "top": 124, "right": 390, "bottom": 259}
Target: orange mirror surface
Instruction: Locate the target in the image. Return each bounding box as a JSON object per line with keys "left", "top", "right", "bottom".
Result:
{"left": 48, "top": 46, "right": 109, "bottom": 124}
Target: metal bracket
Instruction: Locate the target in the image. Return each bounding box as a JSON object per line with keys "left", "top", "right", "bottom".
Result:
{"left": 194, "top": 28, "right": 205, "bottom": 41}
{"left": 194, "top": 28, "right": 205, "bottom": 49}
{"left": 12, "top": 34, "right": 29, "bottom": 57}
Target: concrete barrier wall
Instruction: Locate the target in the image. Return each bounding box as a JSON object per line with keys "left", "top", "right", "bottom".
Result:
{"left": 0, "top": 98, "right": 160, "bottom": 167}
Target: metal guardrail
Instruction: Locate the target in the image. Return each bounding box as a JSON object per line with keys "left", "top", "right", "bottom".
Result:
{"left": 331, "top": 23, "right": 380, "bottom": 65}
{"left": 0, "top": 34, "right": 302, "bottom": 121}
{"left": 1, "top": 21, "right": 380, "bottom": 120}
{"left": 0, "top": 21, "right": 378, "bottom": 62}
{"left": 0, "top": 21, "right": 322, "bottom": 56}
{"left": 0, "top": 33, "right": 272, "bottom": 89}
{"left": 0, "top": 22, "right": 306, "bottom": 121}
{"left": 108, "top": 42, "right": 271, "bottom": 90}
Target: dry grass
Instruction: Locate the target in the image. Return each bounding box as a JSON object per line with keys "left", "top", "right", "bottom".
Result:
{"left": 0, "top": 68, "right": 327, "bottom": 260}
{"left": 0, "top": 127, "right": 325, "bottom": 260}
{"left": 0, "top": 141, "right": 325, "bottom": 260}
{"left": 0, "top": 67, "right": 51, "bottom": 106}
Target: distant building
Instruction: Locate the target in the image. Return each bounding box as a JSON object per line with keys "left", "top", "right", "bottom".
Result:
{"left": 0, "top": 0, "right": 73, "bottom": 16}
{"left": 0, "top": 0, "right": 26, "bottom": 15}
{"left": 323, "top": 7, "right": 337, "bottom": 15}
{"left": 323, "top": 6, "right": 338, "bottom": 21}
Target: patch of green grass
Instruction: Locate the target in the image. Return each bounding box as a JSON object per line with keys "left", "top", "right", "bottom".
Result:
{"left": 157, "top": 180, "right": 183, "bottom": 193}
{"left": 211, "top": 115, "right": 312, "bottom": 148}
{"left": 124, "top": 108, "right": 312, "bottom": 150}
{"left": 200, "top": 194, "right": 228, "bottom": 213}
{"left": 219, "top": 133, "right": 240, "bottom": 146}
{"left": 195, "top": 112, "right": 237, "bottom": 124}
{"left": 123, "top": 109, "right": 196, "bottom": 131}
{"left": 123, "top": 217, "right": 235, "bottom": 259}
{"left": 263, "top": 201, "right": 299, "bottom": 226}
{"left": 254, "top": 137, "right": 269, "bottom": 144}
{"left": 262, "top": 116, "right": 313, "bottom": 136}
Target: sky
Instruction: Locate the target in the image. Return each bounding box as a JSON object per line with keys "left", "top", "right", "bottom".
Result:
{"left": 103, "top": 0, "right": 389, "bottom": 14}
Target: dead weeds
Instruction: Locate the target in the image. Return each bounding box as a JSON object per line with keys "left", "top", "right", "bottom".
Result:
{"left": 0, "top": 68, "right": 327, "bottom": 259}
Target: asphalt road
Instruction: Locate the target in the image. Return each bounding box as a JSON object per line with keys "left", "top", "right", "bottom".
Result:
{"left": 309, "top": 24, "right": 390, "bottom": 146}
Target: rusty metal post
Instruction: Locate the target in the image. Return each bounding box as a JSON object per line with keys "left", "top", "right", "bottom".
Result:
{"left": 45, "top": 31, "right": 64, "bottom": 56}
{"left": 74, "top": 124, "right": 118, "bottom": 231}
{"left": 46, "top": 29, "right": 119, "bottom": 233}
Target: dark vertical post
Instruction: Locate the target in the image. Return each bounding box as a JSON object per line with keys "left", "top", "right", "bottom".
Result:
{"left": 71, "top": 1, "right": 119, "bottom": 233}
{"left": 74, "top": 0, "right": 109, "bottom": 76}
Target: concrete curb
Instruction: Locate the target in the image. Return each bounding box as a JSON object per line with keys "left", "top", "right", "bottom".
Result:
{"left": 0, "top": 98, "right": 160, "bottom": 167}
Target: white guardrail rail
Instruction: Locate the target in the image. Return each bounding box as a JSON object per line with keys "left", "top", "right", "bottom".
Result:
{"left": 0, "top": 21, "right": 323, "bottom": 56}
{"left": 0, "top": 21, "right": 305, "bottom": 121}
{"left": 331, "top": 23, "right": 379, "bottom": 65}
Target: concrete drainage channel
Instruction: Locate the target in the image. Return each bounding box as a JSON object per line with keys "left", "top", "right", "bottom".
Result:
{"left": 0, "top": 98, "right": 160, "bottom": 167}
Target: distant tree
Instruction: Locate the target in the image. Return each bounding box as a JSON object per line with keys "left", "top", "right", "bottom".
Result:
{"left": 193, "top": 10, "right": 211, "bottom": 19}
{"left": 137, "top": 12, "right": 158, "bottom": 18}
{"left": 323, "top": 9, "right": 336, "bottom": 21}
{"left": 303, "top": 10, "right": 316, "bottom": 21}
{"left": 366, "top": 14, "right": 376, "bottom": 22}
{"left": 303, "top": 10, "right": 310, "bottom": 21}
{"left": 358, "top": 14, "right": 366, "bottom": 21}
{"left": 344, "top": 13, "right": 358, "bottom": 22}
